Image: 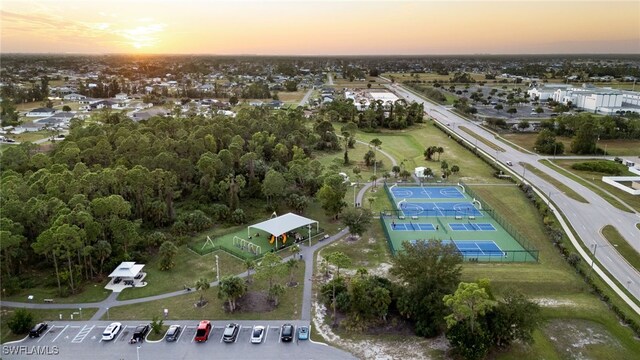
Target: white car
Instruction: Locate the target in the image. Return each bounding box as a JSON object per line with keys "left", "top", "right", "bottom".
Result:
{"left": 250, "top": 326, "right": 265, "bottom": 344}
{"left": 102, "top": 322, "right": 122, "bottom": 341}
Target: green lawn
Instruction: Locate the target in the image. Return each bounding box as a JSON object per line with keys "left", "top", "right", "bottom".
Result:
{"left": 602, "top": 225, "right": 640, "bottom": 272}
{"left": 352, "top": 122, "right": 503, "bottom": 184}
{"left": 318, "top": 221, "right": 392, "bottom": 271}
{"left": 117, "top": 247, "right": 245, "bottom": 301}
{"left": 503, "top": 133, "right": 640, "bottom": 156}
{"left": 1, "top": 307, "right": 99, "bottom": 344}
{"left": 526, "top": 163, "right": 589, "bottom": 203}
{"left": 0, "top": 277, "right": 111, "bottom": 305}
{"left": 546, "top": 159, "right": 640, "bottom": 213}
{"left": 12, "top": 131, "right": 54, "bottom": 143}
{"left": 105, "top": 266, "right": 304, "bottom": 321}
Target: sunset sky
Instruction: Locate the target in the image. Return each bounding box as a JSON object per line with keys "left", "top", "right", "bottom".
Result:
{"left": 1, "top": 0, "right": 639, "bottom": 55}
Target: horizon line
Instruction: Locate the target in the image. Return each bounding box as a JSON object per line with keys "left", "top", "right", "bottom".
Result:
{"left": 2, "top": 52, "right": 640, "bottom": 57}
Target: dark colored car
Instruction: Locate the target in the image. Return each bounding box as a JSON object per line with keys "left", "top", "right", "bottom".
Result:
{"left": 280, "top": 324, "right": 294, "bottom": 342}
{"left": 165, "top": 325, "right": 181, "bottom": 342}
{"left": 222, "top": 323, "right": 240, "bottom": 343}
{"left": 29, "top": 323, "right": 48, "bottom": 338}
{"left": 131, "top": 324, "right": 150, "bottom": 343}
{"left": 194, "top": 320, "right": 212, "bottom": 342}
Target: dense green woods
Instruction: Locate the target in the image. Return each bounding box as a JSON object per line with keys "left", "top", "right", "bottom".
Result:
{"left": 0, "top": 108, "right": 346, "bottom": 296}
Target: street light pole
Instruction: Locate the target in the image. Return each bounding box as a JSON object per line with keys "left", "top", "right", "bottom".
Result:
{"left": 590, "top": 243, "right": 598, "bottom": 276}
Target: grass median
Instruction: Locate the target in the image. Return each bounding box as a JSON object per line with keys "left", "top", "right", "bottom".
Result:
{"left": 601, "top": 225, "right": 640, "bottom": 272}
{"left": 526, "top": 162, "right": 589, "bottom": 203}
{"left": 458, "top": 126, "right": 506, "bottom": 152}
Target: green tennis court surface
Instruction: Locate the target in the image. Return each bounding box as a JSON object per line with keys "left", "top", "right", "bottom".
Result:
{"left": 382, "top": 183, "right": 538, "bottom": 262}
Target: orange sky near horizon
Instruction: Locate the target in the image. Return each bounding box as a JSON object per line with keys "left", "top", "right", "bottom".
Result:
{"left": 1, "top": 0, "right": 639, "bottom": 55}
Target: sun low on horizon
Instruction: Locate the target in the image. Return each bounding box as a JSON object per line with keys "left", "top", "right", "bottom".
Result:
{"left": 1, "top": 0, "right": 639, "bottom": 55}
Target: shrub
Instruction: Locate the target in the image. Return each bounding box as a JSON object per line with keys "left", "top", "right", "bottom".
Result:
{"left": 571, "top": 161, "right": 626, "bottom": 175}
{"left": 8, "top": 309, "right": 34, "bottom": 334}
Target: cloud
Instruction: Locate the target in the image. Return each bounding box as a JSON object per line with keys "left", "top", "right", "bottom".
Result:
{"left": 1, "top": 10, "right": 165, "bottom": 50}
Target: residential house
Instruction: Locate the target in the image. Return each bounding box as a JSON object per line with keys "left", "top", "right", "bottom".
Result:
{"left": 64, "top": 93, "right": 87, "bottom": 101}
{"left": 26, "top": 107, "right": 56, "bottom": 117}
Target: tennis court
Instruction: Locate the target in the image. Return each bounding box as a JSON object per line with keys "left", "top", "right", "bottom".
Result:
{"left": 410, "top": 239, "right": 505, "bottom": 257}
{"left": 449, "top": 223, "right": 496, "bottom": 231}
{"left": 391, "top": 223, "right": 436, "bottom": 231}
{"left": 399, "top": 202, "right": 483, "bottom": 218}
{"left": 390, "top": 186, "right": 465, "bottom": 200}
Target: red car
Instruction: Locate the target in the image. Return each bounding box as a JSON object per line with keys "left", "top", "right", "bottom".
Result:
{"left": 194, "top": 320, "right": 212, "bottom": 342}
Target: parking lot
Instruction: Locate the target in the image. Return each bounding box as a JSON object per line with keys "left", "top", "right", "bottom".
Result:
{"left": 1, "top": 320, "right": 355, "bottom": 360}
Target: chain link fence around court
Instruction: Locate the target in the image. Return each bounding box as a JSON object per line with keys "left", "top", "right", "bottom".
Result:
{"left": 381, "top": 182, "right": 539, "bottom": 262}
{"left": 459, "top": 181, "right": 539, "bottom": 261}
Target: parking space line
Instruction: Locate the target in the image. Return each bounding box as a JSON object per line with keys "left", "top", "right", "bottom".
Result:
{"left": 234, "top": 326, "right": 241, "bottom": 343}
{"left": 51, "top": 325, "right": 69, "bottom": 343}
{"left": 115, "top": 325, "right": 127, "bottom": 342}
{"left": 220, "top": 327, "right": 224, "bottom": 343}
{"left": 37, "top": 326, "right": 55, "bottom": 342}
{"left": 264, "top": 325, "right": 269, "bottom": 342}
{"left": 278, "top": 326, "right": 282, "bottom": 343}
{"left": 175, "top": 325, "right": 186, "bottom": 342}
{"left": 191, "top": 329, "right": 197, "bottom": 343}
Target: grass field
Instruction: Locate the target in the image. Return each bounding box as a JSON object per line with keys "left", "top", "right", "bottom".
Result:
{"left": 11, "top": 130, "right": 53, "bottom": 143}
{"left": 350, "top": 122, "right": 504, "bottom": 185}
{"left": 1, "top": 307, "right": 99, "bottom": 344}
{"left": 105, "top": 266, "right": 304, "bottom": 321}
{"left": 331, "top": 75, "right": 387, "bottom": 89}
{"left": 524, "top": 163, "right": 589, "bottom": 203}
{"left": 0, "top": 277, "right": 111, "bottom": 305}
{"left": 274, "top": 90, "right": 306, "bottom": 104}
{"left": 116, "top": 247, "right": 245, "bottom": 301}
{"left": 601, "top": 225, "right": 640, "bottom": 272}
{"left": 503, "top": 133, "right": 640, "bottom": 156}
{"left": 318, "top": 220, "right": 392, "bottom": 271}
{"left": 383, "top": 72, "right": 488, "bottom": 83}
{"left": 545, "top": 159, "right": 640, "bottom": 213}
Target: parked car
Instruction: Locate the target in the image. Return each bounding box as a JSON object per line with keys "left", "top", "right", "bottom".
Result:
{"left": 131, "top": 324, "right": 150, "bottom": 343}
{"left": 506, "top": 161, "right": 513, "bottom": 166}
{"left": 101, "top": 322, "right": 122, "bottom": 341}
{"left": 29, "top": 323, "right": 48, "bottom": 338}
{"left": 165, "top": 325, "right": 182, "bottom": 342}
{"left": 251, "top": 326, "right": 265, "bottom": 344}
{"left": 280, "top": 324, "right": 294, "bottom": 342}
{"left": 222, "top": 323, "right": 240, "bottom": 343}
{"left": 297, "top": 326, "right": 309, "bottom": 340}
{"left": 194, "top": 320, "right": 212, "bottom": 342}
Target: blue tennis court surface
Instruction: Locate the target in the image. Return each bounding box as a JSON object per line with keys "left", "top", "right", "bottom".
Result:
{"left": 449, "top": 223, "right": 496, "bottom": 231}
{"left": 391, "top": 223, "right": 436, "bottom": 231}
{"left": 399, "top": 202, "right": 483, "bottom": 217}
{"left": 391, "top": 186, "right": 465, "bottom": 200}
{"left": 410, "top": 240, "right": 505, "bottom": 257}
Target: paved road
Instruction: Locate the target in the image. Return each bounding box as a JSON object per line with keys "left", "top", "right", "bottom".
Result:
{"left": 327, "top": 73, "right": 334, "bottom": 86}
{"left": 299, "top": 89, "right": 314, "bottom": 107}
{"left": 389, "top": 83, "right": 640, "bottom": 306}
{"left": 1, "top": 320, "right": 355, "bottom": 360}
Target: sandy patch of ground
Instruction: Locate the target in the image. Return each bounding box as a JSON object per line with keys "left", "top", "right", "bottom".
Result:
{"left": 544, "top": 319, "right": 621, "bottom": 360}
{"left": 312, "top": 255, "right": 447, "bottom": 359}
{"left": 533, "top": 297, "right": 576, "bottom": 307}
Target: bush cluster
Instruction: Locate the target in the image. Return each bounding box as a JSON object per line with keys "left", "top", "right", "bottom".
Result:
{"left": 571, "top": 161, "right": 627, "bottom": 175}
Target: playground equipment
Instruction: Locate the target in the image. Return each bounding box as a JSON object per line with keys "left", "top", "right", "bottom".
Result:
{"left": 233, "top": 236, "right": 262, "bottom": 255}
{"left": 269, "top": 233, "right": 287, "bottom": 245}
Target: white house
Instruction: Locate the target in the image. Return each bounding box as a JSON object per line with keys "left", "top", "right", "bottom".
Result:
{"left": 115, "top": 93, "right": 128, "bottom": 100}
{"left": 26, "top": 107, "right": 56, "bottom": 117}
{"left": 63, "top": 93, "right": 87, "bottom": 101}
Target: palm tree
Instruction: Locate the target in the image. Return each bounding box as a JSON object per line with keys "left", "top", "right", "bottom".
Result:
{"left": 289, "top": 244, "right": 301, "bottom": 260}
{"left": 218, "top": 275, "right": 247, "bottom": 312}
{"left": 436, "top": 147, "right": 444, "bottom": 161}
{"left": 269, "top": 283, "right": 286, "bottom": 307}
{"left": 195, "top": 278, "right": 210, "bottom": 306}
{"left": 285, "top": 258, "right": 299, "bottom": 286}
{"left": 244, "top": 259, "right": 256, "bottom": 283}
